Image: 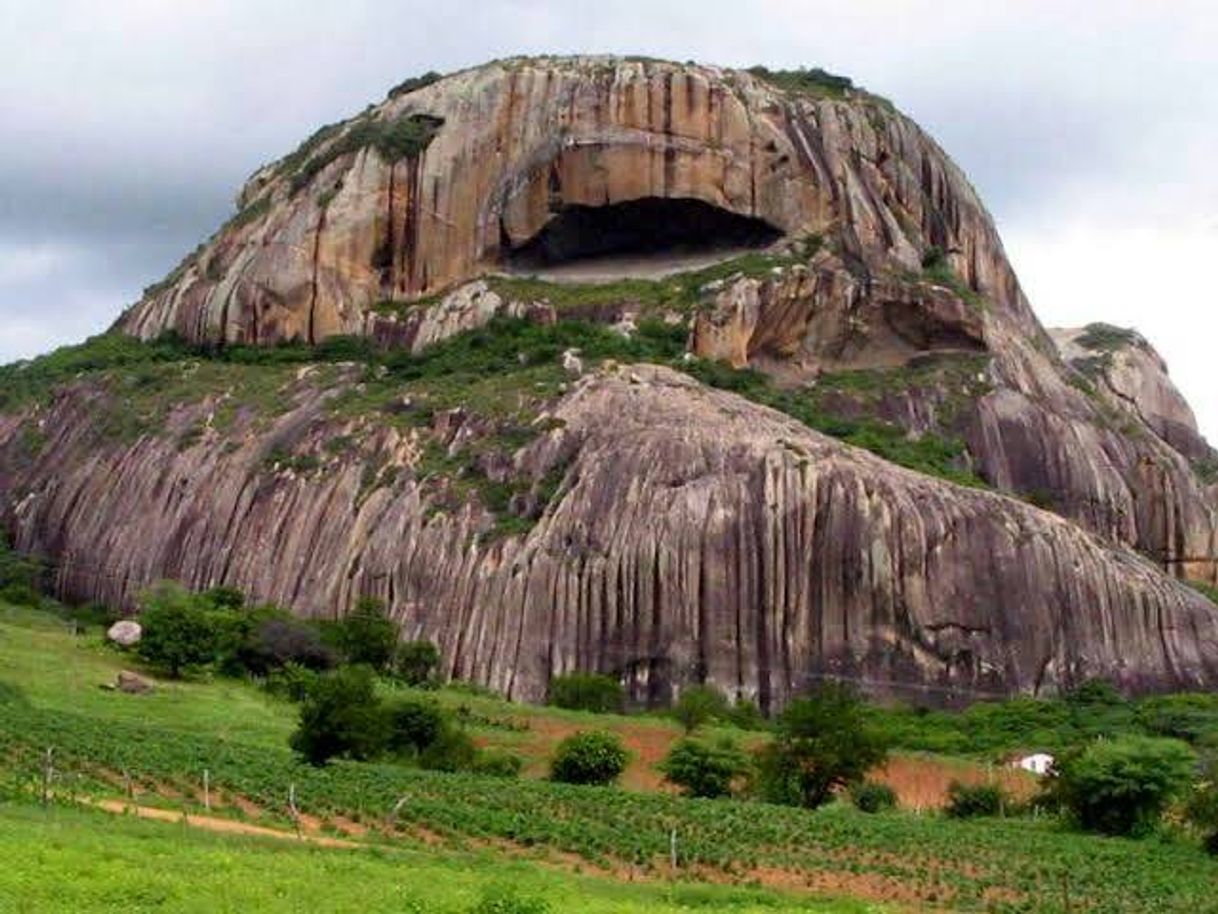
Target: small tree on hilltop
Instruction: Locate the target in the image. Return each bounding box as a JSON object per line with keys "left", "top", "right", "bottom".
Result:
{"left": 137, "top": 582, "right": 222, "bottom": 678}
{"left": 289, "top": 665, "right": 390, "bottom": 766}
{"left": 1048, "top": 735, "right": 1195, "bottom": 836}
{"left": 660, "top": 738, "right": 749, "bottom": 798}
{"left": 755, "top": 682, "right": 889, "bottom": 809}
{"left": 672, "top": 684, "right": 729, "bottom": 734}
{"left": 550, "top": 731, "right": 629, "bottom": 786}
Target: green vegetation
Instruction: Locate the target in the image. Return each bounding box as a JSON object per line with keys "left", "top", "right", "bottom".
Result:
{"left": 487, "top": 236, "right": 820, "bottom": 315}
{"left": 1076, "top": 322, "right": 1139, "bottom": 353}
{"left": 944, "top": 782, "right": 1008, "bottom": 820}
{"left": 849, "top": 781, "right": 897, "bottom": 814}
{"left": 226, "top": 193, "right": 271, "bottom": 231}
{"left": 387, "top": 70, "right": 444, "bottom": 99}
{"left": 291, "top": 664, "right": 392, "bottom": 765}
{"left": 1047, "top": 736, "right": 1196, "bottom": 836}
{"left": 397, "top": 639, "right": 442, "bottom": 686}
{"left": 137, "top": 582, "right": 241, "bottom": 678}
{"left": 746, "top": 66, "right": 855, "bottom": 99}
{"left": 548, "top": 673, "right": 625, "bottom": 714}
{"left": 326, "top": 596, "right": 399, "bottom": 672}
{"left": 5, "top": 602, "right": 1218, "bottom": 911}
{"left": 549, "top": 731, "right": 629, "bottom": 786}
{"left": 755, "top": 684, "right": 889, "bottom": 810}
{"left": 659, "top": 738, "right": 749, "bottom": 799}
{"left": 0, "top": 532, "right": 43, "bottom": 606}
{"left": 288, "top": 112, "right": 444, "bottom": 195}
{"left": 0, "top": 805, "right": 867, "bottom": 914}
{"left": 918, "top": 246, "right": 985, "bottom": 310}
{"left": 682, "top": 357, "right": 987, "bottom": 487}
{"left": 672, "top": 684, "right": 731, "bottom": 734}
{"left": 863, "top": 682, "right": 1218, "bottom": 755}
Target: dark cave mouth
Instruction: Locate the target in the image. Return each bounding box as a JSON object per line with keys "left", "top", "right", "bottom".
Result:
{"left": 502, "top": 197, "right": 785, "bottom": 278}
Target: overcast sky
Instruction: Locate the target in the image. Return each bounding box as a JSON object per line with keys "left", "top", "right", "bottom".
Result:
{"left": 2, "top": 0, "right": 1215, "bottom": 436}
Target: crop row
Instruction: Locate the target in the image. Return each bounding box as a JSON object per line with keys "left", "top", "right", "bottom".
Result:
{"left": 0, "top": 701, "right": 1211, "bottom": 913}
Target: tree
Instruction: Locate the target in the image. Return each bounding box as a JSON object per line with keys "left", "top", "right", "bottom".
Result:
{"left": 659, "top": 738, "right": 748, "bottom": 798}
{"left": 386, "top": 696, "right": 446, "bottom": 756}
{"left": 672, "top": 685, "right": 729, "bottom": 734}
{"left": 395, "top": 639, "right": 441, "bottom": 686}
{"left": 754, "top": 682, "right": 889, "bottom": 809}
{"left": 1185, "top": 758, "right": 1218, "bottom": 855}
{"left": 547, "top": 672, "right": 624, "bottom": 713}
{"left": 1049, "top": 735, "right": 1196, "bottom": 836}
{"left": 0, "top": 534, "right": 42, "bottom": 607}
{"left": 239, "top": 616, "right": 334, "bottom": 676}
{"left": 944, "top": 781, "right": 1006, "bottom": 818}
{"left": 289, "top": 665, "right": 390, "bottom": 766}
{"left": 550, "top": 731, "right": 629, "bottom": 786}
{"left": 850, "top": 781, "right": 897, "bottom": 813}
{"left": 136, "top": 582, "right": 224, "bottom": 678}
{"left": 331, "top": 597, "right": 398, "bottom": 671}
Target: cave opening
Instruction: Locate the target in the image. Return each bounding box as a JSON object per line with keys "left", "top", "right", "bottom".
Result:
{"left": 503, "top": 197, "right": 784, "bottom": 279}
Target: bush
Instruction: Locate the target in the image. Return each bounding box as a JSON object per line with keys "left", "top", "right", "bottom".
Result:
{"left": 418, "top": 725, "right": 478, "bottom": 773}
{"left": 395, "top": 640, "right": 440, "bottom": 686}
{"left": 547, "top": 672, "right": 624, "bottom": 714}
{"left": 672, "top": 685, "right": 729, "bottom": 734}
{"left": 851, "top": 781, "right": 897, "bottom": 813}
{"left": 265, "top": 662, "right": 320, "bottom": 702}
{"left": 240, "top": 616, "right": 335, "bottom": 676}
{"left": 659, "top": 738, "right": 748, "bottom": 798}
{"left": 727, "top": 698, "right": 768, "bottom": 731}
{"left": 387, "top": 697, "right": 446, "bottom": 756}
{"left": 550, "top": 731, "right": 629, "bottom": 786}
{"left": 289, "top": 666, "right": 390, "bottom": 766}
{"left": 1048, "top": 736, "right": 1196, "bottom": 836}
{"left": 328, "top": 597, "right": 399, "bottom": 671}
{"left": 945, "top": 781, "right": 1006, "bottom": 819}
{"left": 0, "top": 535, "right": 43, "bottom": 607}
{"left": 754, "top": 683, "right": 889, "bottom": 809}
{"left": 474, "top": 750, "right": 525, "bottom": 779}
{"left": 469, "top": 887, "right": 549, "bottom": 914}
{"left": 136, "top": 582, "right": 231, "bottom": 678}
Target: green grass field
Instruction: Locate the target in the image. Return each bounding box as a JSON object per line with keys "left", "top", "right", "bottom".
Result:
{"left": 0, "top": 804, "right": 876, "bottom": 914}
{"left": 3, "top": 602, "right": 1218, "bottom": 913}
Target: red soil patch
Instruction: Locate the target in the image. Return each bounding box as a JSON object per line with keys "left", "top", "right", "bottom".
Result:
{"left": 874, "top": 754, "right": 1039, "bottom": 811}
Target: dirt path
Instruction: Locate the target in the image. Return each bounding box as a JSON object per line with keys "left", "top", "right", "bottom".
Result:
{"left": 87, "top": 798, "right": 361, "bottom": 849}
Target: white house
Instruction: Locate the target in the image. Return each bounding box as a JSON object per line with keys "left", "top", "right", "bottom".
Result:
{"left": 1013, "top": 752, "right": 1055, "bottom": 776}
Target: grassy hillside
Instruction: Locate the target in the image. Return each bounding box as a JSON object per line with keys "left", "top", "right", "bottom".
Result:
{"left": 3, "top": 602, "right": 1218, "bottom": 913}
{"left": 0, "top": 805, "right": 871, "bottom": 914}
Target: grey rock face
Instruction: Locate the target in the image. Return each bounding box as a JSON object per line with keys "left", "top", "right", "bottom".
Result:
{"left": 3, "top": 365, "right": 1215, "bottom": 710}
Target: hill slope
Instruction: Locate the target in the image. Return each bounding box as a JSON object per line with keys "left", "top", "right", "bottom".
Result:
{"left": 2, "top": 56, "right": 1217, "bottom": 706}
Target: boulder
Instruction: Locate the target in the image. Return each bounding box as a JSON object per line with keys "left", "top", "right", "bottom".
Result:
{"left": 106, "top": 620, "right": 142, "bottom": 647}
{"left": 116, "top": 670, "right": 153, "bottom": 694}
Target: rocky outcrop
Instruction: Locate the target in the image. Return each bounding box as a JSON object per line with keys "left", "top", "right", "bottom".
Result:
{"left": 6, "top": 56, "right": 1217, "bottom": 705}
{"left": 1052, "top": 324, "right": 1209, "bottom": 461}
{"left": 117, "top": 56, "right": 1032, "bottom": 351}
{"left": 4, "top": 365, "right": 1216, "bottom": 708}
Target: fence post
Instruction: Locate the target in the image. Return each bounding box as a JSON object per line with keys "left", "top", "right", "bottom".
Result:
{"left": 387, "top": 795, "right": 409, "bottom": 829}
{"left": 289, "top": 783, "right": 302, "bottom": 839}
{"left": 41, "top": 747, "right": 54, "bottom": 806}
{"left": 203, "top": 769, "right": 210, "bottom": 812}
{"left": 669, "top": 828, "right": 678, "bottom": 873}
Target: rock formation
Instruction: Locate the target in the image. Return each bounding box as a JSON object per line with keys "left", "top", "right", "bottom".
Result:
{"left": 3, "top": 56, "right": 1217, "bottom": 707}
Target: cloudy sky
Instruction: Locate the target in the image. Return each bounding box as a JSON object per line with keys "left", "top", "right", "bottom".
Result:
{"left": 2, "top": 0, "right": 1215, "bottom": 435}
